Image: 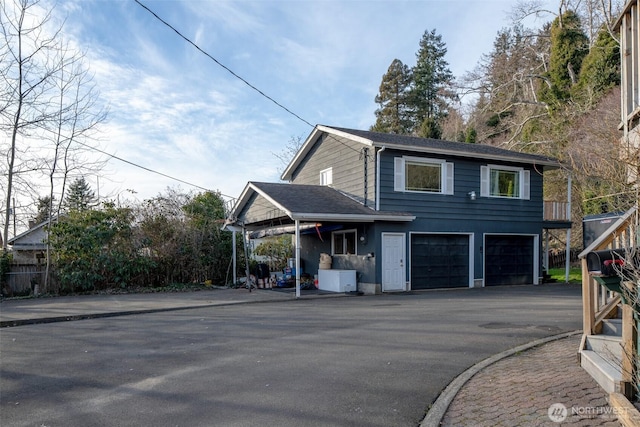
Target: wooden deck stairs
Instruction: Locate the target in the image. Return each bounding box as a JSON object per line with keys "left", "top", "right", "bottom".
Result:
{"left": 580, "top": 304, "right": 624, "bottom": 393}
{"left": 578, "top": 206, "right": 638, "bottom": 398}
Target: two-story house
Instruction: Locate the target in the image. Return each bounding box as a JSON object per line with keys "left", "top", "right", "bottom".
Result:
{"left": 225, "top": 125, "right": 571, "bottom": 295}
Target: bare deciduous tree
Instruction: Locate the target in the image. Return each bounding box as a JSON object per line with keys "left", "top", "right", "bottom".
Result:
{"left": 1, "top": 0, "right": 106, "bottom": 256}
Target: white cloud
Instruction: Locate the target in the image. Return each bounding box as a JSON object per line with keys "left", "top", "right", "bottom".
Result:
{"left": 18, "top": 0, "right": 558, "bottom": 212}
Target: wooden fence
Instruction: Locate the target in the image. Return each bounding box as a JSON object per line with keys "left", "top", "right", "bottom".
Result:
{"left": 548, "top": 250, "right": 579, "bottom": 269}
{"left": 4, "top": 264, "right": 48, "bottom": 295}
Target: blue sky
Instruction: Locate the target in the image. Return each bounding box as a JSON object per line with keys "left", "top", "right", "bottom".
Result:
{"left": 53, "top": 0, "right": 553, "bottom": 205}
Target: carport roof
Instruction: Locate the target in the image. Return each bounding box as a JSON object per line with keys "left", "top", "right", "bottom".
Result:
{"left": 226, "top": 181, "right": 415, "bottom": 229}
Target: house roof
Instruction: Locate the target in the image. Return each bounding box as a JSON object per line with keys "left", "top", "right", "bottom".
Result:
{"left": 227, "top": 181, "right": 415, "bottom": 229}
{"left": 281, "top": 125, "right": 562, "bottom": 181}
{"left": 7, "top": 218, "right": 52, "bottom": 245}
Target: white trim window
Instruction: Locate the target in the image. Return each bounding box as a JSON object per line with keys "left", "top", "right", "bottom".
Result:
{"left": 332, "top": 229, "right": 357, "bottom": 255}
{"left": 480, "top": 165, "right": 530, "bottom": 200}
{"left": 320, "top": 167, "right": 333, "bottom": 186}
{"left": 394, "top": 156, "right": 454, "bottom": 194}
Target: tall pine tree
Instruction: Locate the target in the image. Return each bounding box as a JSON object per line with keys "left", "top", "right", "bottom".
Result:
{"left": 538, "top": 10, "right": 589, "bottom": 107}
{"left": 63, "top": 177, "right": 97, "bottom": 212}
{"left": 410, "top": 29, "right": 454, "bottom": 139}
{"left": 371, "top": 59, "right": 413, "bottom": 134}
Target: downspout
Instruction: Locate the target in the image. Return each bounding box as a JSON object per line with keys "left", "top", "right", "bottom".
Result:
{"left": 376, "top": 146, "right": 386, "bottom": 211}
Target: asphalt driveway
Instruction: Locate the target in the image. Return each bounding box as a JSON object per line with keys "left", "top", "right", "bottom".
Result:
{"left": 0, "top": 284, "right": 582, "bottom": 427}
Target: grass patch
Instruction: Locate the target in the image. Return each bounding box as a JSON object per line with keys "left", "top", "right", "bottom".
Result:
{"left": 548, "top": 267, "right": 582, "bottom": 284}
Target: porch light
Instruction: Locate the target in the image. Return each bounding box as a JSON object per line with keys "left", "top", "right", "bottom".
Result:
{"left": 468, "top": 191, "right": 476, "bottom": 201}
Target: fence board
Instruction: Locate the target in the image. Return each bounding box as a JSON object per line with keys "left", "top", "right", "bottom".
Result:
{"left": 5, "top": 264, "right": 47, "bottom": 295}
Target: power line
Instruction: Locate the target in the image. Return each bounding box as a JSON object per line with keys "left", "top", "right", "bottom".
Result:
{"left": 133, "top": 0, "right": 368, "bottom": 159}
{"left": 133, "top": 0, "right": 314, "bottom": 128}
{"left": 74, "top": 140, "right": 237, "bottom": 200}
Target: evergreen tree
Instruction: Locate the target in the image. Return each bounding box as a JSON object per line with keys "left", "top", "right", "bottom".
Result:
{"left": 539, "top": 10, "right": 589, "bottom": 106}
{"left": 33, "top": 196, "right": 52, "bottom": 225}
{"left": 466, "top": 24, "right": 546, "bottom": 145}
{"left": 371, "top": 59, "right": 413, "bottom": 134}
{"left": 465, "top": 127, "right": 477, "bottom": 143}
{"left": 63, "top": 177, "right": 97, "bottom": 212}
{"left": 574, "top": 29, "right": 620, "bottom": 105}
{"left": 410, "top": 29, "right": 454, "bottom": 138}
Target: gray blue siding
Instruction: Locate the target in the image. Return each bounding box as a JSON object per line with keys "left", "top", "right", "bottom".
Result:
{"left": 289, "top": 134, "right": 376, "bottom": 207}
{"left": 377, "top": 149, "right": 544, "bottom": 226}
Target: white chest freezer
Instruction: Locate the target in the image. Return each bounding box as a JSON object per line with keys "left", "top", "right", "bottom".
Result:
{"left": 318, "top": 269, "right": 356, "bottom": 293}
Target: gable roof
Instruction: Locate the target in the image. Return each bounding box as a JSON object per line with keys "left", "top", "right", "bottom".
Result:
{"left": 227, "top": 181, "right": 415, "bottom": 229}
{"left": 7, "top": 218, "right": 54, "bottom": 249}
{"left": 282, "top": 125, "right": 562, "bottom": 181}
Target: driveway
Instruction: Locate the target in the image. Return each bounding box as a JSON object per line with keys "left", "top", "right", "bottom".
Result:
{"left": 0, "top": 284, "right": 582, "bottom": 427}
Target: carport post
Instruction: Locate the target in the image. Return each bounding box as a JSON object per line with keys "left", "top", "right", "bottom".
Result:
{"left": 565, "top": 174, "right": 572, "bottom": 283}
{"left": 232, "top": 230, "right": 237, "bottom": 285}
{"left": 295, "top": 220, "right": 301, "bottom": 298}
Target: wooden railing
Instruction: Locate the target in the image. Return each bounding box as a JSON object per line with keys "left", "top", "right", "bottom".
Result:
{"left": 579, "top": 206, "right": 638, "bottom": 397}
{"left": 580, "top": 206, "right": 638, "bottom": 335}
{"left": 543, "top": 201, "right": 570, "bottom": 221}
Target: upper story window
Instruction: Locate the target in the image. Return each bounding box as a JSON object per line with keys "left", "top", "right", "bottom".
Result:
{"left": 320, "top": 167, "right": 333, "bottom": 186}
{"left": 480, "top": 165, "right": 530, "bottom": 199}
{"left": 394, "top": 156, "right": 454, "bottom": 194}
{"left": 332, "top": 229, "right": 356, "bottom": 255}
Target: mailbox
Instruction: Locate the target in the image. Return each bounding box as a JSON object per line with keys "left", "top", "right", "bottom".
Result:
{"left": 586, "top": 249, "right": 627, "bottom": 276}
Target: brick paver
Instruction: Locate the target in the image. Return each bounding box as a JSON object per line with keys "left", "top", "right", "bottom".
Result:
{"left": 440, "top": 335, "right": 622, "bottom": 426}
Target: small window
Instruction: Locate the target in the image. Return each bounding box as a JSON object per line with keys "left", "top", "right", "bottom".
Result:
{"left": 406, "top": 161, "right": 441, "bottom": 192}
{"left": 320, "top": 167, "right": 333, "bottom": 186}
{"left": 332, "top": 230, "right": 356, "bottom": 255}
{"left": 394, "top": 156, "right": 454, "bottom": 194}
{"left": 480, "top": 165, "right": 530, "bottom": 199}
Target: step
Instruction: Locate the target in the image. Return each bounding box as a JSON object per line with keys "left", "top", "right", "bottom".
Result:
{"left": 601, "top": 318, "right": 623, "bottom": 336}
{"left": 580, "top": 349, "right": 623, "bottom": 394}
{"left": 584, "top": 334, "right": 623, "bottom": 366}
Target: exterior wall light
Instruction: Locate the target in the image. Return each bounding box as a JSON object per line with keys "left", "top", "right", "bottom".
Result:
{"left": 468, "top": 191, "right": 476, "bottom": 200}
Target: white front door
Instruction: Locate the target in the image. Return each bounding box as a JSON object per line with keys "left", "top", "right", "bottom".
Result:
{"left": 382, "top": 233, "right": 406, "bottom": 292}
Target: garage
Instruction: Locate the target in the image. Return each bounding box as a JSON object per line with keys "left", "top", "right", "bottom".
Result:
{"left": 411, "top": 234, "right": 470, "bottom": 289}
{"left": 485, "top": 235, "right": 535, "bottom": 286}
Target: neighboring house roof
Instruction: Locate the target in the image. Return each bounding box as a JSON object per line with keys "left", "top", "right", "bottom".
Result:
{"left": 227, "top": 181, "right": 415, "bottom": 229}
{"left": 7, "top": 218, "right": 53, "bottom": 250}
{"left": 282, "top": 125, "right": 562, "bottom": 181}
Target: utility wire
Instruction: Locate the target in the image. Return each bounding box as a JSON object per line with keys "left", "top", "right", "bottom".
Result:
{"left": 74, "top": 140, "right": 237, "bottom": 200}
{"left": 133, "top": 0, "right": 314, "bottom": 128}
{"left": 133, "top": 0, "right": 368, "bottom": 159}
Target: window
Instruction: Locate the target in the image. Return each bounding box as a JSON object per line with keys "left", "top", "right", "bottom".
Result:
{"left": 394, "top": 156, "right": 454, "bottom": 194}
{"left": 332, "top": 230, "right": 356, "bottom": 255}
{"left": 480, "top": 165, "right": 530, "bottom": 199}
{"left": 320, "top": 167, "right": 333, "bottom": 186}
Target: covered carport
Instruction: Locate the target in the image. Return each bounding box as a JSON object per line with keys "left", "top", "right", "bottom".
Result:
{"left": 223, "top": 181, "right": 414, "bottom": 297}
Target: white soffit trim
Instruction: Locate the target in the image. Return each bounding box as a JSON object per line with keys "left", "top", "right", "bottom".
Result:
{"left": 281, "top": 125, "right": 375, "bottom": 181}
{"left": 377, "top": 142, "right": 560, "bottom": 168}
{"left": 280, "top": 126, "right": 323, "bottom": 181}
{"left": 318, "top": 125, "right": 375, "bottom": 147}
{"left": 291, "top": 213, "right": 415, "bottom": 222}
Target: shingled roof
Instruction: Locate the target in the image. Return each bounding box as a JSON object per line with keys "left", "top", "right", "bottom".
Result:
{"left": 282, "top": 125, "right": 561, "bottom": 181}
{"left": 228, "top": 181, "right": 414, "bottom": 228}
